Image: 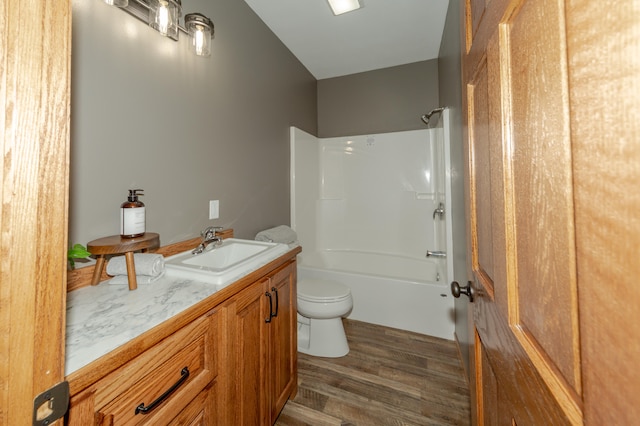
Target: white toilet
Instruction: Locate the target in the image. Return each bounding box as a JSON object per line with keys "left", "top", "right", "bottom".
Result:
{"left": 297, "top": 279, "right": 353, "bottom": 358}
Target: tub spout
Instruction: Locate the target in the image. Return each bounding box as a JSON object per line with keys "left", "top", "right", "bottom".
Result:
{"left": 426, "top": 250, "right": 446, "bottom": 258}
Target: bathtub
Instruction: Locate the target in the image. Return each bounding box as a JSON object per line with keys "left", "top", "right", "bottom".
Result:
{"left": 296, "top": 250, "right": 455, "bottom": 340}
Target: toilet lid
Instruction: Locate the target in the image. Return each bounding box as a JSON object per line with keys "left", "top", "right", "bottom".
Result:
{"left": 298, "top": 279, "right": 351, "bottom": 302}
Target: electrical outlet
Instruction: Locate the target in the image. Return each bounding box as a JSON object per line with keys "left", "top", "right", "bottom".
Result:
{"left": 209, "top": 200, "right": 219, "bottom": 220}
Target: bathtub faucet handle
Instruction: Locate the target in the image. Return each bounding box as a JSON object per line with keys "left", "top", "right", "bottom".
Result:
{"left": 433, "top": 202, "right": 445, "bottom": 220}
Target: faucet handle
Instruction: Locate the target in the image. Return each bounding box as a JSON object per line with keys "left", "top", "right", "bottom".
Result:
{"left": 433, "top": 202, "right": 445, "bottom": 220}
{"left": 201, "top": 226, "right": 223, "bottom": 238}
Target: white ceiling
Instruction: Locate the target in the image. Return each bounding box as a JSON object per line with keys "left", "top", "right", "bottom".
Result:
{"left": 243, "top": 0, "right": 450, "bottom": 80}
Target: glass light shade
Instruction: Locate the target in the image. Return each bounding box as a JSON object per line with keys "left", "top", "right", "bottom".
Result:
{"left": 149, "top": 0, "right": 181, "bottom": 39}
{"left": 327, "top": 0, "right": 362, "bottom": 15}
{"left": 104, "top": 0, "right": 128, "bottom": 6}
{"left": 185, "top": 13, "right": 214, "bottom": 57}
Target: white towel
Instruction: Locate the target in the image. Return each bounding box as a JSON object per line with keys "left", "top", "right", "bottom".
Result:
{"left": 106, "top": 253, "right": 165, "bottom": 277}
{"left": 108, "top": 271, "right": 166, "bottom": 285}
{"left": 255, "top": 225, "right": 298, "bottom": 244}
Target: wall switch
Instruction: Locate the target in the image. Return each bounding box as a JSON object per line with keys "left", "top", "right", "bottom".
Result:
{"left": 209, "top": 200, "right": 219, "bottom": 220}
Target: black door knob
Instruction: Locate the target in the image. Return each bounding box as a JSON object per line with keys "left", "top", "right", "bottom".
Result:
{"left": 451, "top": 281, "right": 474, "bottom": 302}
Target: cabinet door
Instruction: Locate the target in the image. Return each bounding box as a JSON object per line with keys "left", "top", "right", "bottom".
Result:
{"left": 268, "top": 263, "right": 297, "bottom": 423}
{"left": 229, "top": 278, "right": 271, "bottom": 426}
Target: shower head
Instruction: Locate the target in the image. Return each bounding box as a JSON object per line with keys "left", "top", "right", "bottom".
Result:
{"left": 421, "top": 107, "right": 445, "bottom": 127}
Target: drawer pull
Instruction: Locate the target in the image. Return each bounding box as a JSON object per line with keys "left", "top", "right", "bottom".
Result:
{"left": 271, "top": 287, "right": 279, "bottom": 318}
{"left": 135, "top": 367, "right": 190, "bottom": 415}
{"left": 265, "top": 292, "right": 273, "bottom": 323}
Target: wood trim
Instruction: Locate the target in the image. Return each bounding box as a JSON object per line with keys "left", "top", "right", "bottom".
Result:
{"left": 1, "top": 0, "right": 71, "bottom": 423}
{"left": 67, "top": 228, "right": 234, "bottom": 292}
{"left": 453, "top": 331, "right": 471, "bottom": 387}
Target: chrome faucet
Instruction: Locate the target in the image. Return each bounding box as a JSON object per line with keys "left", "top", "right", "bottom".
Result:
{"left": 192, "top": 226, "right": 223, "bottom": 255}
{"left": 426, "top": 250, "right": 446, "bottom": 258}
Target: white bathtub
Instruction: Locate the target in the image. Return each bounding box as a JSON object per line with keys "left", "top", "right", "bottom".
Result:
{"left": 296, "top": 250, "right": 455, "bottom": 340}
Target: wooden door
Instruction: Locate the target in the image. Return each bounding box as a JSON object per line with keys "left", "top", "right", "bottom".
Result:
{"left": 463, "top": 0, "right": 580, "bottom": 422}
{"left": 0, "top": 0, "right": 71, "bottom": 424}
{"left": 462, "top": 0, "right": 640, "bottom": 424}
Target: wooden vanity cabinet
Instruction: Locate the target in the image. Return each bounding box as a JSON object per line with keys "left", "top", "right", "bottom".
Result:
{"left": 67, "top": 310, "right": 219, "bottom": 425}
{"left": 224, "top": 260, "right": 298, "bottom": 425}
{"left": 65, "top": 251, "right": 299, "bottom": 426}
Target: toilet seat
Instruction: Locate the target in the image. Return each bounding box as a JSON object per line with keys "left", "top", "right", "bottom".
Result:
{"left": 298, "top": 279, "right": 351, "bottom": 303}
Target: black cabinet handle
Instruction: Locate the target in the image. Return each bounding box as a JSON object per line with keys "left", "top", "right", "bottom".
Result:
{"left": 265, "top": 292, "right": 273, "bottom": 323}
{"left": 135, "top": 367, "right": 190, "bottom": 415}
{"left": 271, "top": 287, "right": 279, "bottom": 318}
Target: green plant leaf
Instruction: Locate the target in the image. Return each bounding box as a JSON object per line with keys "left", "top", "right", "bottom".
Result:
{"left": 67, "top": 244, "right": 91, "bottom": 259}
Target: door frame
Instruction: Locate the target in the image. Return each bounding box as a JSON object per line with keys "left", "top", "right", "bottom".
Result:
{"left": 0, "top": 0, "right": 71, "bottom": 423}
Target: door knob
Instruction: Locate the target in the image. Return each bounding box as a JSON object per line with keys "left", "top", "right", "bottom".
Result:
{"left": 451, "top": 281, "right": 474, "bottom": 302}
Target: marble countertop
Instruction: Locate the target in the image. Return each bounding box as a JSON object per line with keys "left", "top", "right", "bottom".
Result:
{"left": 65, "top": 244, "right": 299, "bottom": 377}
{"left": 65, "top": 275, "right": 216, "bottom": 376}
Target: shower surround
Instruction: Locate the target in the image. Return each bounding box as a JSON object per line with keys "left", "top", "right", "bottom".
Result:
{"left": 291, "top": 124, "right": 454, "bottom": 339}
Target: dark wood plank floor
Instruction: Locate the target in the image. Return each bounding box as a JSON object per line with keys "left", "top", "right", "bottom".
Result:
{"left": 276, "top": 319, "right": 471, "bottom": 426}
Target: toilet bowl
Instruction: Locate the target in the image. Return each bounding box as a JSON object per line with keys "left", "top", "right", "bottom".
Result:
{"left": 297, "top": 279, "right": 353, "bottom": 358}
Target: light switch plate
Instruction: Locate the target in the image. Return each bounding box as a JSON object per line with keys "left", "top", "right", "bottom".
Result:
{"left": 209, "top": 200, "right": 219, "bottom": 219}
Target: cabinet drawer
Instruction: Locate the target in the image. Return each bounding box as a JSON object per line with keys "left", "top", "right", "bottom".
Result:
{"left": 167, "top": 383, "right": 215, "bottom": 425}
{"left": 94, "top": 313, "right": 217, "bottom": 425}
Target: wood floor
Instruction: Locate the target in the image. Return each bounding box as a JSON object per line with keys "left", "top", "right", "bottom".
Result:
{"left": 275, "top": 319, "right": 471, "bottom": 426}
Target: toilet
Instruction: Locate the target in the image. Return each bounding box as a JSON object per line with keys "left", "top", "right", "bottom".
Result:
{"left": 297, "top": 279, "right": 353, "bottom": 358}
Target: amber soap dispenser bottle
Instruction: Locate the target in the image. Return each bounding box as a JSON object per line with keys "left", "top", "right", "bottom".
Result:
{"left": 120, "top": 189, "right": 145, "bottom": 238}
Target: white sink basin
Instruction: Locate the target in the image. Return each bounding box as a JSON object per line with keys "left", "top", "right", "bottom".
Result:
{"left": 164, "top": 238, "right": 289, "bottom": 287}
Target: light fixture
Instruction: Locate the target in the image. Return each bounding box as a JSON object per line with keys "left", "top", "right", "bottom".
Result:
{"left": 185, "top": 13, "right": 213, "bottom": 57}
{"left": 149, "top": 0, "right": 180, "bottom": 39}
{"left": 327, "top": 0, "right": 362, "bottom": 15}
{"left": 101, "top": 0, "right": 214, "bottom": 57}
{"left": 104, "top": 0, "right": 128, "bottom": 6}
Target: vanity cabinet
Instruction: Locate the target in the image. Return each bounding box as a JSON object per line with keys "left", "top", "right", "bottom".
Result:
{"left": 67, "top": 310, "right": 219, "bottom": 425}
{"left": 65, "top": 248, "right": 300, "bottom": 426}
{"left": 225, "top": 260, "right": 297, "bottom": 425}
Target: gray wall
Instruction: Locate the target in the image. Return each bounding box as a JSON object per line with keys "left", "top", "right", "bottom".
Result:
{"left": 70, "top": 0, "right": 317, "bottom": 246}
{"left": 317, "top": 60, "right": 440, "bottom": 137}
{"left": 438, "top": 0, "right": 470, "bottom": 376}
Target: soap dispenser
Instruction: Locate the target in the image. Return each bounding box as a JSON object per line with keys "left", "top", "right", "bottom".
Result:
{"left": 120, "top": 189, "right": 145, "bottom": 238}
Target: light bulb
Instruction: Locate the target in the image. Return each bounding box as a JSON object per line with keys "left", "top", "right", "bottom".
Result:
{"left": 194, "top": 26, "right": 205, "bottom": 56}
{"left": 157, "top": 1, "right": 170, "bottom": 35}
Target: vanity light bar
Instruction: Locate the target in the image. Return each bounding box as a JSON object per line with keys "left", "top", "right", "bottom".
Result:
{"left": 102, "top": 0, "right": 214, "bottom": 57}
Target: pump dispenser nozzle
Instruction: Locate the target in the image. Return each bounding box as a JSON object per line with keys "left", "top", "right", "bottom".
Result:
{"left": 127, "top": 189, "right": 144, "bottom": 202}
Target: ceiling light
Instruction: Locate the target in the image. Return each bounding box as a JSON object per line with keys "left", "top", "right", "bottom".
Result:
{"left": 327, "top": 0, "right": 362, "bottom": 16}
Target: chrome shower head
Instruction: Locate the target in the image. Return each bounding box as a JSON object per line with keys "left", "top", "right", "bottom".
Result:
{"left": 421, "top": 107, "right": 445, "bottom": 126}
